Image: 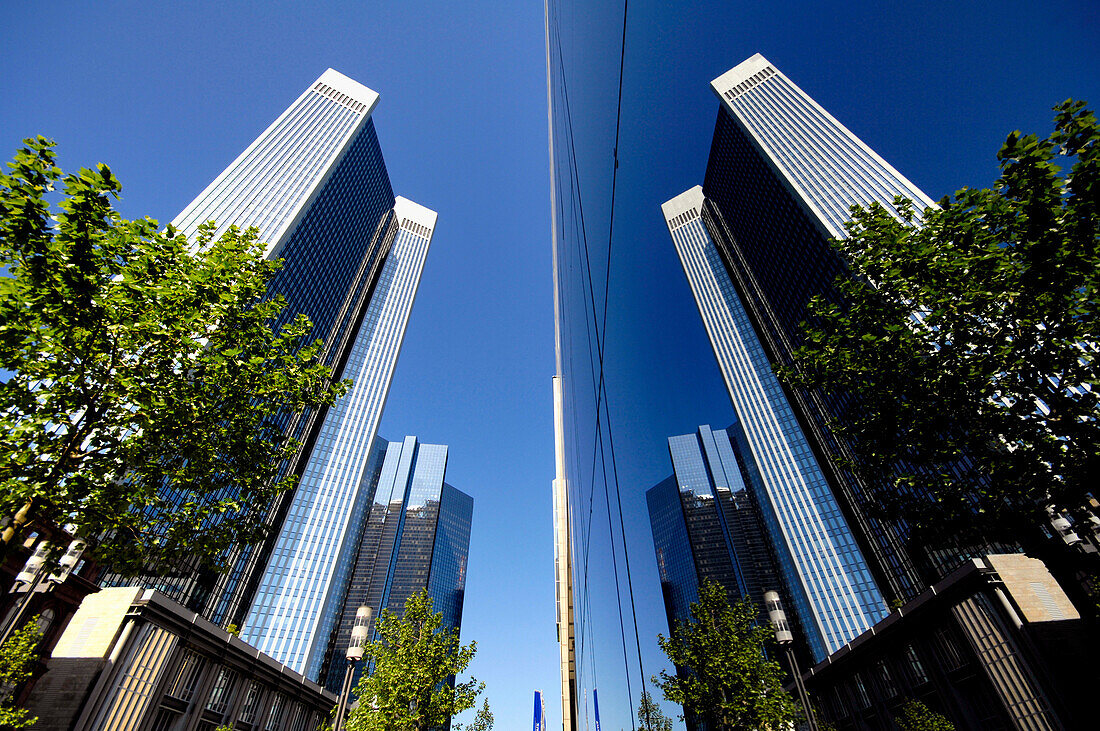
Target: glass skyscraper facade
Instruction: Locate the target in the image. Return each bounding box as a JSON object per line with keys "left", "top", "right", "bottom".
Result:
{"left": 104, "top": 70, "right": 436, "bottom": 641}
{"left": 242, "top": 200, "right": 438, "bottom": 676}
{"left": 315, "top": 436, "right": 473, "bottom": 692}
{"left": 648, "top": 426, "right": 785, "bottom": 629}
{"left": 663, "top": 186, "right": 886, "bottom": 661}
{"left": 698, "top": 54, "right": 986, "bottom": 602}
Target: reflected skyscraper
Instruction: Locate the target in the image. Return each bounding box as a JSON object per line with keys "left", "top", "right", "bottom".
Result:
{"left": 663, "top": 185, "right": 886, "bottom": 661}
{"left": 704, "top": 52, "right": 1025, "bottom": 603}
{"left": 664, "top": 52, "right": 968, "bottom": 628}
{"left": 648, "top": 424, "right": 802, "bottom": 729}
{"left": 648, "top": 425, "right": 783, "bottom": 628}
{"left": 698, "top": 54, "right": 941, "bottom": 601}
{"left": 105, "top": 70, "right": 436, "bottom": 640}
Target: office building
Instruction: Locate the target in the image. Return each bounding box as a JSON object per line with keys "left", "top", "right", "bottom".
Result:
{"left": 798, "top": 555, "right": 1092, "bottom": 730}
{"left": 25, "top": 587, "right": 336, "bottom": 731}
{"left": 695, "top": 54, "right": 954, "bottom": 602}
{"left": 312, "top": 436, "right": 473, "bottom": 691}
{"left": 241, "top": 434, "right": 471, "bottom": 683}
{"left": 663, "top": 186, "right": 887, "bottom": 661}
{"left": 239, "top": 189, "right": 437, "bottom": 676}
{"left": 647, "top": 424, "right": 782, "bottom": 622}
{"left": 648, "top": 423, "right": 859, "bottom": 665}
{"left": 104, "top": 70, "right": 434, "bottom": 637}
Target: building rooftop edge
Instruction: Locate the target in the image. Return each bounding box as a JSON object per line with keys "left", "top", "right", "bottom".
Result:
{"left": 804, "top": 558, "right": 992, "bottom": 676}
{"left": 394, "top": 196, "right": 439, "bottom": 229}
{"left": 317, "top": 68, "right": 380, "bottom": 111}
{"left": 131, "top": 588, "right": 336, "bottom": 698}
{"left": 710, "top": 53, "right": 771, "bottom": 95}
{"left": 660, "top": 185, "right": 704, "bottom": 220}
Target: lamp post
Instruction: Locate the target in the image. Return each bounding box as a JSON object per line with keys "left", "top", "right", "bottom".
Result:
{"left": 765, "top": 590, "right": 818, "bottom": 731}
{"left": 335, "top": 605, "right": 372, "bottom": 731}
{"left": 0, "top": 536, "right": 85, "bottom": 647}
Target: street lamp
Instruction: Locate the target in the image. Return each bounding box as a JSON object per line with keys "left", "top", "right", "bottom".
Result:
{"left": 765, "top": 590, "right": 818, "bottom": 731}
{"left": 335, "top": 605, "right": 372, "bottom": 731}
{"left": 0, "top": 536, "right": 86, "bottom": 647}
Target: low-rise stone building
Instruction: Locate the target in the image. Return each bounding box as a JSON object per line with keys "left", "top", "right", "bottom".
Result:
{"left": 25, "top": 587, "right": 336, "bottom": 731}
{"left": 798, "top": 554, "right": 1095, "bottom": 730}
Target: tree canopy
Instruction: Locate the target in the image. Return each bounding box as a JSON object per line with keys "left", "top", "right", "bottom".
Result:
{"left": 783, "top": 100, "right": 1100, "bottom": 549}
{"left": 346, "top": 590, "right": 483, "bottom": 731}
{"left": 654, "top": 579, "right": 800, "bottom": 731}
{"left": 0, "top": 616, "right": 42, "bottom": 729}
{"left": 636, "top": 690, "right": 673, "bottom": 731}
{"left": 0, "top": 137, "right": 347, "bottom": 572}
{"left": 894, "top": 699, "right": 956, "bottom": 731}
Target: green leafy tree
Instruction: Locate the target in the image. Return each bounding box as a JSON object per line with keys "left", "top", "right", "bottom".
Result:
{"left": 636, "top": 689, "right": 672, "bottom": 731}
{"left": 452, "top": 698, "right": 493, "bottom": 731}
{"left": 0, "top": 137, "right": 348, "bottom": 572}
{"left": 782, "top": 100, "right": 1100, "bottom": 550}
{"left": 346, "top": 590, "right": 483, "bottom": 731}
{"left": 894, "top": 699, "right": 955, "bottom": 731}
{"left": 653, "top": 579, "right": 800, "bottom": 730}
{"left": 0, "top": 616, "right": 43, "bottom": 729}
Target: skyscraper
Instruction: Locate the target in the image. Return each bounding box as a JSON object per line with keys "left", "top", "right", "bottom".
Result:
{"left": 240, "top": 197, "right": 437, "bottom": 676}
{"left": 314, "top": 436, "right": 473, "bottom": 692}
{"left": 663, "top": 186, "right": 887, "bottom": 661}
{"left": 648, "top": 425, "right": 807, "bottom": 730}
{"left": 647, "top": 425, "right": 783, "bottom": 631}
{"left": 695, "top": 54, "right": 989, "bottom": 602}
{"left": 104, "top": 69, "right": 434, "bottom": 632}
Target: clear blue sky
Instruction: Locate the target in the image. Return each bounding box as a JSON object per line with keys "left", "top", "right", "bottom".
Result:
{"left": 1, "top": 1, "right": 1097, "bottom": 729}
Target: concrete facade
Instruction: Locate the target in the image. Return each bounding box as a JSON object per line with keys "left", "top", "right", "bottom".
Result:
{"left": 26, "top": 588, "right": 335, "bottom": 731}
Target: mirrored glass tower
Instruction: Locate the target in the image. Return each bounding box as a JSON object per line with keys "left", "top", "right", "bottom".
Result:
{"left": 315, "top": 436, "right": 473, "bottom": 692}
{"left": 661, "top": 185, "right": 888, "bottom": 658}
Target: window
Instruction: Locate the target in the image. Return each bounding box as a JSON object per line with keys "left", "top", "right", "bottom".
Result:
{"left": 205, "top": 667, "right": 238, "bottom": 715}
{"left": 149, "top": 707, "right": 181, "bottom": 731}
{"left": 264, "top": 693, "right": 286, "bottom": 731}
{"left": 35, "top": 608, "right": 55, "bottom": 636}
{"left": 904, "top": 644, "right": 929, "bottom": 685}
{"left": 853, "top": 674, "right": 872, "bottom": 709}
{"left": 932, "top": 626, "right": 965, "bottom": 672}
{"left": 165, "top": 650, "right": 205, "bottom": 702}
{"left": 288, "top": 703, "right": 310, "bottom": 731}
{"left": 237, "top": 681, "right": 263, "bottom": 725}
{"left": 876, "top": 659, "right": 898, "bottom": 698}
